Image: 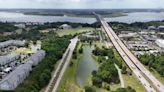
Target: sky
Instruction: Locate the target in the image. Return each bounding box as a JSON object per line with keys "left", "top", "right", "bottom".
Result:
{"left": 0, "top": 0, "right": 163, "bottom": 9}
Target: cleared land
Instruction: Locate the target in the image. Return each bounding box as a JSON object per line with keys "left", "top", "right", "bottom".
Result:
{"left": 57, "top": 28, "right": 93, "bottom": 36}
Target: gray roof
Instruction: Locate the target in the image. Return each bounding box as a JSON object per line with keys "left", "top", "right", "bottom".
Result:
{"left": 0, "top": 63, "right": 32, "bottom": 90}
{"left": 29, "top": 50, "right": 46, "bottom": 66}
{"left": 0, "top": 40, "right": 25, "bottom": 49}
{"left": 0, "top": 53, "right": 20, "bottom": 66}
{"left": 0, "top": 50, "right": 46, "bottom": 90}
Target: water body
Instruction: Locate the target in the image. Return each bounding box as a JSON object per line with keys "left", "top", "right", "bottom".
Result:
{"left": 76, "top": 45, "right": 98, "bottom": 87}
{"left": 0, "top": 12, "right": 164, "bottom": 23}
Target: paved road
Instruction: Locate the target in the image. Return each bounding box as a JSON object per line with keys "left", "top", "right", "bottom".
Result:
{"left": 94, "top": 13, "right": 157, "bottom": 92}
{"left": 114, "top": 64, "right": 125, "bottom": 88}
{"left": 45, "top": 37, "right": 78, "bottom": 92}
{"left": 103, "top": 20, "right": 164, "bottom": 92}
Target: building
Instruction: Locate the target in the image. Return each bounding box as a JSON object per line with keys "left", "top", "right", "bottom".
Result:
{"left": 39, "top": 29, "right": 50, "bottom": 33}
{"left": 29, "top": 50, "right": 46, "bottom": 66}
{"left": 0, "top": 53, "right": 20, "bottom": 66}
{"left": 0, "top": 40, "right": 25, "bottom": 49}
{"left": 0, "top": 63, "right": 32, "bottom": 90}
{"left": 148, "top": 26, "right": 157, "bottom": 30}
{"left": 158, "top": 26, "right": 164, "bottom": 31}
{"left": 14, "top": 24, "right": 25, "bottom": 29}
{"left": 82, "top": 32, "right": 99, "bottom": 38}
{"left": 60, "top": 24, "right": 72, "bottom": 30}
{"left": 0, "top": 50, "right": 46, "bottom": 90}
{"left": 119, "top": 32, "right": 138, "bottom": 38}
{"left": 155, "top": 39, "right": 164, "bottom": 48}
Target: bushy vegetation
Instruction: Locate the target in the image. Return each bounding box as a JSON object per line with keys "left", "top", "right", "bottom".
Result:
{"left": 84, "top": 86, "right": 95, "bottom": 92}
{"left": 139, "top": 53, "right": 164, "bottom": 77}
{"left": 92, "top": 47, "right": 120, "bottom": 87}
{"left": 112, "top": 86, "right": 136, "bottom": 92}
{"left": 15, "top": 34, "right": 71, "bottom": 92}
{"left": 110, "top": 21, "right": 164, "bottom": 33}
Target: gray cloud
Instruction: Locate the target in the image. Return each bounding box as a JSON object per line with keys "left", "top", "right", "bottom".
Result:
{"left": 0, "top": 0, "right": 163, "bottom": 9}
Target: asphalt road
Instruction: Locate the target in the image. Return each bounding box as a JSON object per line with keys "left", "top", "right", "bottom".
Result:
{"left": 103, "top": 20, "right": 164, "bottom": 92}
{"left": 45, "top": 37, "right": 78, "bottom": 92}
{"left": 96, "top": 14, "right": 156, "bottom": 92}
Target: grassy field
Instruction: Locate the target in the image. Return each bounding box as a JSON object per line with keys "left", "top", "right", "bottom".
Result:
{"left": 123, "top": 74, "right": 146, "bottom": 92}
{"left": 57, "top": 28, "right": 94, "bottom": 36}
{"left": 113, "top": 48, "right": 146, "bottom": 92}
{"left": 57, "top": 43, "right": 83, "bottom": 92}
{"left": 93, "top": 42, "right": 104, "bottom": 49}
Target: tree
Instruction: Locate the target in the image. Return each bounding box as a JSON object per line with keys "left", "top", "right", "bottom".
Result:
{"left": 92, "top": 76, "right": 103, "bottom": 87}
{"left": 84, "top": 86, "right": 96, "bottom": 92}
{"left": 122, "top": 66, "right": 127, "bottom": 74}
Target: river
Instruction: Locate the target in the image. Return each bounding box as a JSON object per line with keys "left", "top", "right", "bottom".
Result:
{"left": 76, "top": 45, "right": 98, "bottom": 87}
{"left": 0, "top": 12, "right": 164, "bottom": 23}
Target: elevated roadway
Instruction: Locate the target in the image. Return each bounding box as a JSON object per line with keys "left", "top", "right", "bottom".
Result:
{"left": 94, "top": 13, "right": 164, "bottom": 92}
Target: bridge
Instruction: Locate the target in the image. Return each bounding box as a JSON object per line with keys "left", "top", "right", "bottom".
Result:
{"left": 94, "top": 13, "right": 164, "bottom": 92}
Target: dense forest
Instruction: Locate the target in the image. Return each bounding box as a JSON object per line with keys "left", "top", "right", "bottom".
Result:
{"left": 139, "top": 53, "right": 164, "bottom": 77}
{"left": 0, "top": 22, "right": 18, "bottom": 33}
{"left": 92, "top": 47, "right": 120, "bottom": 88}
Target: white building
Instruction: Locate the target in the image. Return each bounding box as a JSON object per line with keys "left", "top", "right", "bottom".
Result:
{"left": 14, "top": 24, "right": 25, "bottom": 29}
{"left": 119, "top": 32, "right": 138, "bottom": 38}
{"left": 155, "top": 39, "right": 164, "bottom": 48}
{"left": 60, "top": 24, "right": 72, "bottom": 30}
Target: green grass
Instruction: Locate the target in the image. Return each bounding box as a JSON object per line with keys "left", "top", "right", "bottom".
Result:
{"left": 57, "top": 28, "right": 94, "bottom": 36}
{"left": 113, "top": 49, "right": 146, "bottom": 92}
{"left": 93, "top": 42, "right": 104, "bottom": 49}
{"left": 57, "top": 43, "right": 83, "bottom": 92}
{"left": 123, "top": 74, "right": 146, "bottom": 92}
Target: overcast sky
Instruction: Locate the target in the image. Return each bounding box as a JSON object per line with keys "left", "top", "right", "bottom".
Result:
{"left": 0, "top": 0, "right": 163, "bottom": 9}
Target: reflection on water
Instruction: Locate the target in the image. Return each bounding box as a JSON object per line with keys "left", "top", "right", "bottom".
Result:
{"left": 76, "top": 45, "right": 98, "bottom": 87}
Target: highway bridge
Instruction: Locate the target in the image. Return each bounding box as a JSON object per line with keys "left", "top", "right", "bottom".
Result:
{"left": 94, "top": 13, "right": 164, "bottom": 92}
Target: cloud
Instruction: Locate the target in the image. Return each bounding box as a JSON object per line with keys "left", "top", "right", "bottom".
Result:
{"left": 0, "top": 0, "right": 163, "bottom": 9}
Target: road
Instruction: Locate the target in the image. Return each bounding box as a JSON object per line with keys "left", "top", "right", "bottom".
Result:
{"left": 45, "top": 37, "right": 78, "bottom": 92}
{"left": 94, "top": 13, "right": 157, "bottom": 92}
{"left": 114, "top": 64, "right": 125, "bottom": 88}
{"left": 102, "top": 18, "right": 164, "bottom": 92}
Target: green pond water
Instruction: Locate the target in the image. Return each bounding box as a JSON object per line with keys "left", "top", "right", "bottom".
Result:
{"left": 76, "top": 45, "right": 98, "bottom": 87}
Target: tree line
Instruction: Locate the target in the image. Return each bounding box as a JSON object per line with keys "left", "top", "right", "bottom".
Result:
{"left": 139, "top": 53, "right": 164, "bottom": 77}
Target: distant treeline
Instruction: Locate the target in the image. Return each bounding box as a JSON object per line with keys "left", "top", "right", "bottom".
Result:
{"left": 0, "top": 22, "right": 18, "bottom": 33}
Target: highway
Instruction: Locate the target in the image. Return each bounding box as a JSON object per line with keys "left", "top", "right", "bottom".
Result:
{"left": 94, "top": 13, "right": 159, "bottom": 92}
{"left": 45, "top": 37, "right": 78, "bottom": 92}
{"left": 102, "top": 18, "right": 164, "bottom": 92}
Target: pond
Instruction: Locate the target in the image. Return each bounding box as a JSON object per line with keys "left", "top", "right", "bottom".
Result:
{"left": 76, "top": 45, "right": 98, "bottom": 87}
